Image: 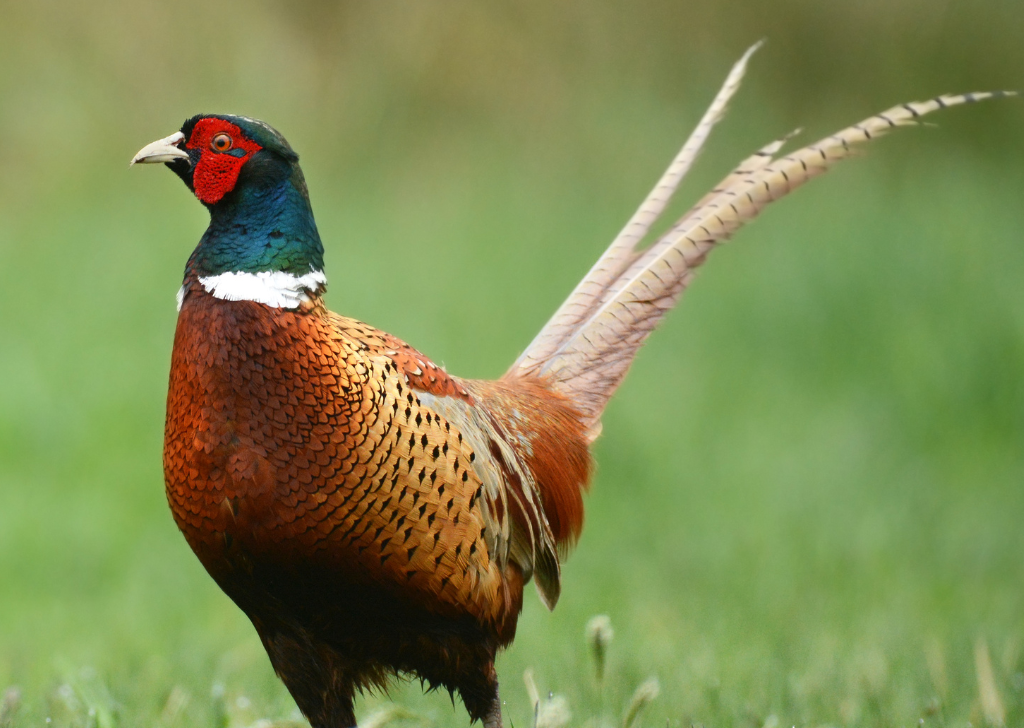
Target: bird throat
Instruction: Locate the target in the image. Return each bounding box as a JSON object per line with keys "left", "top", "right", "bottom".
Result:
{"left": 180, "top": 167, "right": 326, "bottom": 311}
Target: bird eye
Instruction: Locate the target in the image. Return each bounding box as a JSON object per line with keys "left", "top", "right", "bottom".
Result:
{"left": 211, "top": 133, "right": 233, "bottom": 152}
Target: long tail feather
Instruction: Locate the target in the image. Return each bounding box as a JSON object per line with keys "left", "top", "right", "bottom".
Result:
{"left": 509, "top": 41, "right": 763, "bottom": 378}
{"left": 509, "top": 78, "right": 1011, "bottom": 436}
{"left": 596, "top": 128, "right": 803, "bottom": 313}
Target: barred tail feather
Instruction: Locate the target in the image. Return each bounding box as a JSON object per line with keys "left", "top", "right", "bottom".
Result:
{"left": 509, "top": 41, "right": 763, "bottom": 378}
{"left": 595, "top": 128, "right": 803, "bottom": 313}
{"left": 508, "top": 67, "right": 1010, "bottom": 436}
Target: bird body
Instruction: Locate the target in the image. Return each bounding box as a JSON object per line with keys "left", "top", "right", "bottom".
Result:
{"left": 152, "top": 114, "right": 592, "bottom": 726}
{"left": 165, "top": 287, "right": 589, "bottom": 725}
{"left": 133, "top": 48, "right": 1006, "bottom": 728}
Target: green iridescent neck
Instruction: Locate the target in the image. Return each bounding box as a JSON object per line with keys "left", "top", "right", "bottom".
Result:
{"left": 185, "top": 158, "right": 324, "bottom": 279}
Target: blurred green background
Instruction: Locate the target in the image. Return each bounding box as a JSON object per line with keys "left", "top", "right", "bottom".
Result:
{"left": 1, "top": 1, "right": 1022, "bottom": 726}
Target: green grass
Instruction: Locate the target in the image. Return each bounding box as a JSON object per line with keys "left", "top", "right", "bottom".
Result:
{"left": 1, "top": 1, "right": 1023, "bottom": 726}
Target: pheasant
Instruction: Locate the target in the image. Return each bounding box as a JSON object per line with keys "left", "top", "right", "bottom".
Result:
{"left": 131, "top": 46, "right": 1004, "bottom": 728}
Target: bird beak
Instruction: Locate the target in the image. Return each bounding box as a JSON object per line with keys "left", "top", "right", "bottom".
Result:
{"left": 129, "top": 131, "right": 190, "bottom": 167}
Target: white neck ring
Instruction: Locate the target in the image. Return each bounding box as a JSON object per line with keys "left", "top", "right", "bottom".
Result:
{"left": 177, "top": 269, "right": 327, "bottom": 311}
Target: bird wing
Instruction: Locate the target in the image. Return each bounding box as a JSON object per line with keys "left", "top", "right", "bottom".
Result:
{"left": 319, "top": 314, "right": 568, "bottom": 627}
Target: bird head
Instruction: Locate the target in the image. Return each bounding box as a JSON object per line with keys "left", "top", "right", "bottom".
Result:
{"left": 131, "top": 115, "right": 325, "bottom": 295}
{"left": 131, "top": 114, "right": 302, "bottom": 206}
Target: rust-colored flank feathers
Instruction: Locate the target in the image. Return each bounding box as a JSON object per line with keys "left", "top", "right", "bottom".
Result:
{"left": 138, "top": 45, "right": 1007, "bottom": 728}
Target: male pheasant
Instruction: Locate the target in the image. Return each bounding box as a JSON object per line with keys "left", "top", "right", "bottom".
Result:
{"left": 132, "top": 47, "right": 1003, "bottom": 728}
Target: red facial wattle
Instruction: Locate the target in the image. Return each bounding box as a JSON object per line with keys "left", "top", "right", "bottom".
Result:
{"left": 185, "top": 118, "right": 263, "bottom": 205}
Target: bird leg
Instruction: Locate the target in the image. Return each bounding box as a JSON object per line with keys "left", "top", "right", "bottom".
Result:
{"left": 459, "top": 660, "right": 503, "bottom": 728}
{"left": 258, "top": 628, "right": 358, "bottom": 728}
{"left": 482, "top": 683, "right": 503, "bottom": 728}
